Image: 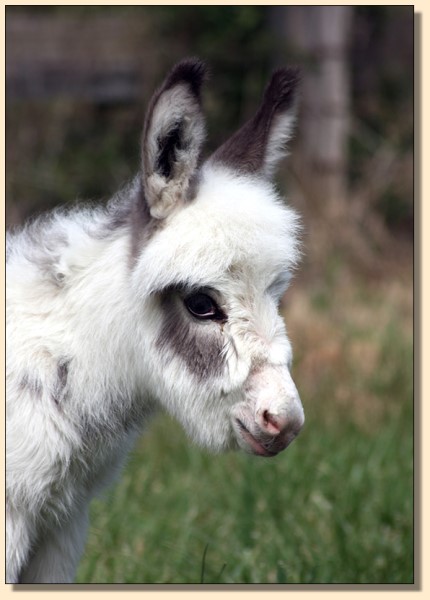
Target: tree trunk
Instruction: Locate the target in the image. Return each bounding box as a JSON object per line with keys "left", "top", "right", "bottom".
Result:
{"left": 271, "top": 6, "right": 353, "bottom": 222}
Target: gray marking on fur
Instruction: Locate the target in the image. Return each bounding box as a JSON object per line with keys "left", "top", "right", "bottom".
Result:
{"left": 184, "top": 169, "right": 202, "bottom": 204}
{"left": 19, "top": 373, "right": 43, "bottom": 397}
{"left": 156, "top": 287, "right": 225, "bottom": 380}
{"left": 52, "top": 358, "right": 70, "bottom": 406}
{"left": 129, "top": 179, "right": 164, "bottom": 264}
{"left": 79, "top": 389, "right": 149, "bottom": 450}
{"left": 8, "top": 214, "right": 70, "bottom": 287}
{"left": 103, "top": 170, "right": 200, "bottom": 266}
{"left": 96, "top": 176, "right": 164, "bottom": 265}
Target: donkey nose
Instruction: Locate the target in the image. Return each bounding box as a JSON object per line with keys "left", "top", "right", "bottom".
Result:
{"left": 257, "top": 409, "right": 288, "bottom": 436}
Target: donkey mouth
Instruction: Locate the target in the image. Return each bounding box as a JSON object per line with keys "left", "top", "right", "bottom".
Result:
{"left": 235, "top": 418, "right": 279, "bottom": 458}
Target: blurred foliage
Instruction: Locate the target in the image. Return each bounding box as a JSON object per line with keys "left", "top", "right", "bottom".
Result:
{"left": 6, "top": 101, "right": 144, "bottom": 220}
{"left": 6, "top": 6, "right": 274, "bottom": 224}
{"left": 148, "top": 5, "right": 273, "bottom": 149}
{"left": 6, "top": 5, "right": 413, "bottom": 241}
{"left": 349, "top": 6, "right": 413, "bottom": 234}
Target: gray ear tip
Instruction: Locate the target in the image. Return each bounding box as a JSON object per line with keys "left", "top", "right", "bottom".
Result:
{"left": 166, "top": 58, "right": 208, "bottom": 98}
{"left": 265, "top": 66, "right": 301, "bottom": 109}
{"left": 271, "top": 66, "right": 301, "bottom": 86}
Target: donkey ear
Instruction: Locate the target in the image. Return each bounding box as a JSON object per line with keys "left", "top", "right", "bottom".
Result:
{"left": 210, "top": 67, "right": 300, "bottom": 179}
{"left": 142, "top": 59, "right": 207, "bottom": 219}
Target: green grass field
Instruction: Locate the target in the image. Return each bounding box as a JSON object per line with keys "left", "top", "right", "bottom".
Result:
{"left": 76, "top": 273, "right": 413, "bottom": 584}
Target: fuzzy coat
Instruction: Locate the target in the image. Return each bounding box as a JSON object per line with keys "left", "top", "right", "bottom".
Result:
{"left": 6, "top": 59, "right": 304, "bottom": 583}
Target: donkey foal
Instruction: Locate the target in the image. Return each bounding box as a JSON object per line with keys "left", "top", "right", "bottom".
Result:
{"left": 6, "top": 59, "right": 304, "bottom": 583}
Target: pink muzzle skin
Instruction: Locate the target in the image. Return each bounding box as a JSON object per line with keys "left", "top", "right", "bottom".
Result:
{"left": 231, "top": 364, "right": 305, "bottom": 457}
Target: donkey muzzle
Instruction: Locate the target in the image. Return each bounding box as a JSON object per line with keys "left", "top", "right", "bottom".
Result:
{"left": 231, "top": 365, "right": 304, "bottom": 457}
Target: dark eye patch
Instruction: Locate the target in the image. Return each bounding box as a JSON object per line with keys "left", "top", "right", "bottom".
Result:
{"left": 156, "top": 286, "right": 226, "bottom": 380}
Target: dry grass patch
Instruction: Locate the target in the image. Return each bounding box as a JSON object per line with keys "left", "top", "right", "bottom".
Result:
{"left": 283, "top": 268, "right": 412, "bottom": 430}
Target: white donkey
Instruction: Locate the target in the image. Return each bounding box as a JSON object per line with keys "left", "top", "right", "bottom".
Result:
{"left": 6, "top": 59, "right": 304, "bottom": 583}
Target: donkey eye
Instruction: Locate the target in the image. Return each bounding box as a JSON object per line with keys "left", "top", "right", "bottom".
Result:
{"left": 184, "top": 293, "right": 225, "bottom": 321}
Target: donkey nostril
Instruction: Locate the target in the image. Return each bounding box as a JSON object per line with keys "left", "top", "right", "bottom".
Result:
{"left": 262, "top": 410, "right": 282, "bottom": 435}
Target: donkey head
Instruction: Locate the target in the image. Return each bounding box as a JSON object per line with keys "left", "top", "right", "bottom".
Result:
{"left": 132, "top": 59, "right": 304, "bottom": 457}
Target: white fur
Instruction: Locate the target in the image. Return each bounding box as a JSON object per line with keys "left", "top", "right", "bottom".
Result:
{"left": 6, "top": 61, "right": 304, "bottom": 583}
{"left": 263, "top": 110, "right": 297, "bottom": 178}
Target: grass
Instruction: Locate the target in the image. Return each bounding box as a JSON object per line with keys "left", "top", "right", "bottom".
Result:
{"left": 76, "top": 270, "right": 413, "bottom": 584}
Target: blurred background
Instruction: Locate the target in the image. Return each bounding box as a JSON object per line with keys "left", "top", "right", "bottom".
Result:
{"left": 6, "top": 6, "right": 414, "bottom": 584}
